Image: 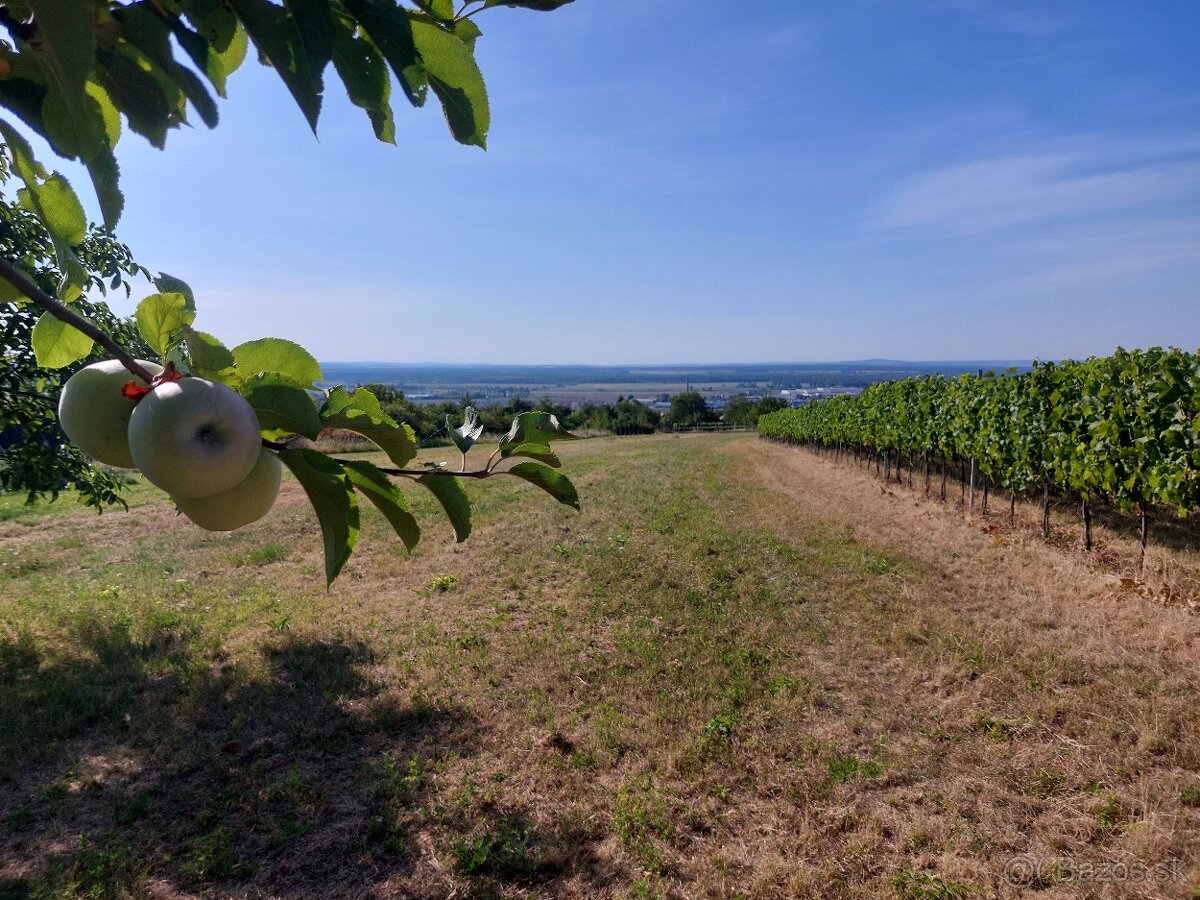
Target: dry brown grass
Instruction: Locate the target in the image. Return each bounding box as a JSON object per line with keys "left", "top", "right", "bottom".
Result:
{"left": 0, "top": 434, "right": 1197, "bottom": 899}
{"left": 739, "top": 440, "right": 1200, "bottom": 899}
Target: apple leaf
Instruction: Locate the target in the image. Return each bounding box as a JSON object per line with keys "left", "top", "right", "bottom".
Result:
{"left": 500, "top": 441, "right": 559, "bottom": 468}
{"left": 169, "top": 15, "right": 231, "bottom": 97}
{"left": 447, "top": 406, "right": 483, "bottom": 454}
{"left": 284, "top": 0, "right": 337, "bottom": 85}
{"left": 342, "top": 459, "right": 421, "bottom": 551}
{"left": 243, "top": 376, "right": 322, "bottom": 439}
{"left": 153, "top": 272, "right": 196, "bottom": 312}
{"left": 182, "top": 326, "right": 234, "bottom": 373}
{"left": 232, "top": 337, "right": 322, "bottom": 388}
{"left": 86, "top": 80, "right": 122, "bottom": 147}
{"left": 323, "top": 383, "right": 385, "bottom": 417}
{"left": 410, "top": 14, "right": 489, "bottom": 148}
{"left": 135, "top": 292, "right": 196, "bottom": 357}
{"left": 0, "top": 267, "right": 35, "bottom": 303}
{"left": 227, "top": 0, "right": 323, "bottom": 132}
{"left": 330, "top": 2, "right": 396, "bottom": 143}
{"left": 30, "top": 310, "right": 94, "bottom": 368}
{"left": 414, "top": 0, "right": 455, "bottom": 21}
{"left": 17, "top": 172, "right": 87, "bottom": 248}
{"left": 27, "top": 0, "right": 104, "bottom": 162}
{"left": 0, "top": 121, "right": 89, "bottom": 297}
{"left": 85, "top": 145, "right": 124, "bottom": 230}
{"left": 499, "top": 411, "right": 579, "bottom": 453}
{"left": 451, "top": 18, "right": 481, "bottom": 51}
{"left": 505, "top": 461, "right": 580, "bottom": 510}
{"left": 345, "top": 0, "right": 425, "bottom": 107}
{"left": 320, "top": 385, "right": 418, "bottom": 468}
{"left": 278, "top": 448, "right": 360, "bottom": 586}
{"left": 483, "top": 0, "right": 574, "bottom": 8}
{"left": 417, "top": 472, "right": 471, "bottom": 542}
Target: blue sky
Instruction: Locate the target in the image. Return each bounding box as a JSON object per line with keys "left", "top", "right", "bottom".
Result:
{"left": 71, "top": 1, "right": 1200, "bottom": 363}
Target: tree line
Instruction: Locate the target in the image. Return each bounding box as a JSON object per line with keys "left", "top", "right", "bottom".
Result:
{"left": 358, "top": 387, "right": 788, "bottom": 443}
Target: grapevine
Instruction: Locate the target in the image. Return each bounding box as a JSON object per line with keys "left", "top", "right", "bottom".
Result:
{"left": 759, "top": 348, "right": 1200, "bottom": 572}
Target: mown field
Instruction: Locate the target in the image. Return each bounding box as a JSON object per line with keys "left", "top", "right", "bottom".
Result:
{"left": 1, "top": 433, "right": 1198, "bottom": 899}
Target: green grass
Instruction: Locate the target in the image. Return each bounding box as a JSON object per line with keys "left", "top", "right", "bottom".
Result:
{"left": 889, "top": 870, "right": 979, "bottom": 899}
{"left": 2, "top": 434, "right": 1197, "bottom": 898}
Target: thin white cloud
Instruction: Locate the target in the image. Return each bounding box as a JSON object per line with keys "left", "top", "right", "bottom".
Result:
{"left": 868, "top": 140, "right": 1200, "bottom": 234}
{"left": 932, "top": 0, "right": 1073, "bottom": 40}
{"left": 999, "top": 217, "right": 1200, "bottom": 294}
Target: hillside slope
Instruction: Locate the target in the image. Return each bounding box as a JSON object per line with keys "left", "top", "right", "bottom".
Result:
{"left": 1, "top": 433, "right": 1196, "bottom": 898}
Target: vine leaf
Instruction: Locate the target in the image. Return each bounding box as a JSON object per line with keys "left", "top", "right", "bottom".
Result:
{"left": 417, "top": 472, "right": 471, "bottom": 542}
{"left": 31, "top": 310, "right": 94, "bottom": 368}
{"left": 278, "top": 448, "right": 360, "bottom": 586}
{"left": 505, "top": 461, "right": 579, "bottom": 510}
{"left": 343, "top": 459, "right": 421, "bottom": 551}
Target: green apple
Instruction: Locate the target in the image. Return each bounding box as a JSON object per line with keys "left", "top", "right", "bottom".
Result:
{"left": 172, "top": 448, "right": 282, "bottom": 531}
{"left": 128, "top": 377, "right": 263, "bottom": 498}
{"left": 57, "top": 359, "right": 165, "bottom": 468}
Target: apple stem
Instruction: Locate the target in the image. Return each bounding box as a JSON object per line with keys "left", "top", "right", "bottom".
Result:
{"left": 0, "top": 257, "right": 157, "bottom": 383}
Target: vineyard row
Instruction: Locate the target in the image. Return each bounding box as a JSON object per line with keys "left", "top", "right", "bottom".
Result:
{"left": 758, "top": 347, "right": 1200, "bottom": 568}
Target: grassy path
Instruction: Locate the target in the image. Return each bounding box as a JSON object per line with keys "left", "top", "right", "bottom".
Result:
{"left": 1, "top": 434, "right": 1197, "bottom": 898}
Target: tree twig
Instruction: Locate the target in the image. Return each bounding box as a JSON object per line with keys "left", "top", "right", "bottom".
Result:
{"left": 337, "top": 462, "right": 494, "bottom": 479}
{"left": 0, "top": 257, "right": 156, "bottom": 382}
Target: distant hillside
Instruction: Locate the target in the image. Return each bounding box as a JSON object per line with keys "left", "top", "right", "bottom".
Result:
{"left": 318, "top": 360, "right": 1033, "bottom": 393}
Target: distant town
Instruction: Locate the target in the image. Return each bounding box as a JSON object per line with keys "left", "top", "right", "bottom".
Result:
{"left": 319, "top": 360, "right": 1032, "bottom": 413}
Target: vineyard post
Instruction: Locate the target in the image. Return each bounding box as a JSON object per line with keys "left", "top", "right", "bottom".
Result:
{"left": 967, "top": 367, "right": 983, "bottom": 514}
{"left": 1042, "top": 482, "right": 1051, "bottom": 539}
{"left": 1082, "top": 497, "right": 1093, "bottom": 551}
{"left": 1138, "top": 505, "right": 1149, "bottom": 574}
